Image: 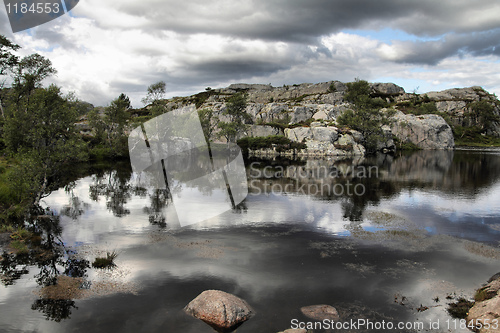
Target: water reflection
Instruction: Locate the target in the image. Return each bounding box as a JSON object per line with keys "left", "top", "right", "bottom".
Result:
{"left": 1, "top": 149, "right": 500, "bottom": 330}
{"left": 1, "top": 212, "right": 90, "bottom": 322}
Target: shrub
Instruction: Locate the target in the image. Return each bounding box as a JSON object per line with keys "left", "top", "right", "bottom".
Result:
{"left": 447, "top": 298, "right": 474, "bottom": 319}
{"left": 92, "top": 251, "right": 118, "bottom": 269}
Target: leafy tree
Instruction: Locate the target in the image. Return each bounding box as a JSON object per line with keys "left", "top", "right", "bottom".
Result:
{"left": 12, "top": 54, "right": 56, "bottom": 99}
{"left": 103, "top": 93, "right": 130, "bottom": 154}
{"left": 469, "top": 100, "right": 499, "bottom": 132}
{"left": 217, "top": 92, "right": 251, "bottom": 143}
{"left": 142, "top": 81, "right": 166, "bottom": 116}
{"left": 0, "top": 35, "right": 20, "bottom": 119}
{"left": 87, "top": 107, "right": 107, "bottom": 143}
{"left": 4, "top": 85, "right": 87, "bottom": 206}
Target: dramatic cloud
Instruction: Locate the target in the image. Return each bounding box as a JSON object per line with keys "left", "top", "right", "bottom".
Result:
{"left": 377, "top": 29, "right": 500, "bottom": 65}
{"left": 1, "top": 0, "right": 500, "bottom": 106}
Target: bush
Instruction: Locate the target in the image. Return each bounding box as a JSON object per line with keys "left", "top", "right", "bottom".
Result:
{"left": 393, "top": 137, "right": 421, "bottom": 151}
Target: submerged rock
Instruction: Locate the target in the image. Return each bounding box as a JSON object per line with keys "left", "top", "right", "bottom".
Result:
{"left": 184, "top": 290, "right": 254, "bottom": 333}
{"left": 300, "top": 304, "right": 340, "bottom": 321}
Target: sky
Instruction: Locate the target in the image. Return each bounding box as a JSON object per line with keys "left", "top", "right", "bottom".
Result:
{"left": 1, "top": 0, "right": 500, "bottom": 107}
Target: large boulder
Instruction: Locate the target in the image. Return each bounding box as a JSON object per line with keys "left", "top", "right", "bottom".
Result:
{"left": 389, "top": 111, "right": 454, "bottom": 149}
{"left": 285, "top": 127, "right": 312, "bottom": 143}
{"left": 184, "top": 290, "right": 255, "bottom": 333}
{"left": 370, "top": 83, "right": 405, "bottom": 97}
{"left": 467, "top": 277, "right": 500, "bottom": 333}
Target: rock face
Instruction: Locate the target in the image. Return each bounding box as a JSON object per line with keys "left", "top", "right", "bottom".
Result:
{"left": 246, "top": 125, "right": 283, "bottom": 138}
{"left": 184, "top": 290, "right": 254, "bottom": 333}
{"left": 389, "top": 111, "right": 455, "bottom": 149}
{"left": 300, "top": 304, "right": 340, "bottom": 321}
{"left": 284, "top": 126, "right": 365, "bottom": 157}
{"left": 467, "top": 276, "right": 500, "bottom": 333}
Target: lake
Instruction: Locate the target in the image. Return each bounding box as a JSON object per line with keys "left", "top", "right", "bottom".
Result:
{"left": 1, "top": 148, "right": 499, "bottom": 332}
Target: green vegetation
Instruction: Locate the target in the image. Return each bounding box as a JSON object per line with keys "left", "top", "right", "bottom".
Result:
{"left": 328, "top": 82, "right": 337, "bottom": 93}
{"left": 237, "top": 135, "right": 306, "bottom": 152}
{"left": 393, "top": 137, "right": 421, "bottom": 151}
{"left": 469, "top": 100, "right": 499, "bottom": 132}
{"left": 218, "top": 92, "right": 251, "bottom": 143}
{"left": 447, "top": 298, "right": 474, "bottom": 319}
{"left": 92, "top": 251, "right": 118, "bottom": 269}
{"left": 454, "top": 126, "right": 500, "bottom": 146}
{"left": 336, "top": 79, "right": 391, "bottom": 153}
{"left": 0, "top": 35, "right": 135, "bottom": 228}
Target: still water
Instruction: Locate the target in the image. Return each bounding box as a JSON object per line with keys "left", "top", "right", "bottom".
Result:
{"left": 1, "top": 149, "right": 500, "bottom": 332}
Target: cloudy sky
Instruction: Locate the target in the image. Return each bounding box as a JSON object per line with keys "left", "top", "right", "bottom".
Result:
{"left": 1, "top": 0, "right": 500, "bottom": 107}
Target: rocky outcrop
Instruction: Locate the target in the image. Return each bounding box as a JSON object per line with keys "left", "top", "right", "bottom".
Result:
{"left": 414, "top": 86, "right": 500, "bottom": 136}
{"left": 284, "top": 125, "right": 365, "bottom": 157}
{"left": 389, "top": 110, "right": 455, "bottom": 149}
{"left": 184, "top": 290, "right": 254, "bottom": 333}
{"left": 128, "top": 81, "right": 500, "bottom": 155}
{"left": 467, "top": 275, "right": 500, "bottom": 333}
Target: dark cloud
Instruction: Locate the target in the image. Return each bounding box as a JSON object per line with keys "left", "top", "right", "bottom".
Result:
{"left": 381, "top": 29, "right": 500, "bottom": 65}
{"left": 182, "top": 59, "right": 290, "bottom": 82}
{"left": 112, "top": 0, "right": 500, "bottom": 41}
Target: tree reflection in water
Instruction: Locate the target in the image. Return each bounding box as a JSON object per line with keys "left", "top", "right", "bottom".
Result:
{"left": 1, "top": 210, "right": 90, "bottom": 322}
{"left": 2, "top": 150, "right": 500, "bottom": 323}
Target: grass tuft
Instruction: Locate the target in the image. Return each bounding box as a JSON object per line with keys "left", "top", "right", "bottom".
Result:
{"left": 92, "top": 251, "right": 118, "bottom": 269}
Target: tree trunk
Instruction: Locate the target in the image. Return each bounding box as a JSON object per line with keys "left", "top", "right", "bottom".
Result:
{"left": 0, "top": 97, "right": 4, "bottom": 119}
{"left": 33, "top": 173, "right": 48, "bottom": 207}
